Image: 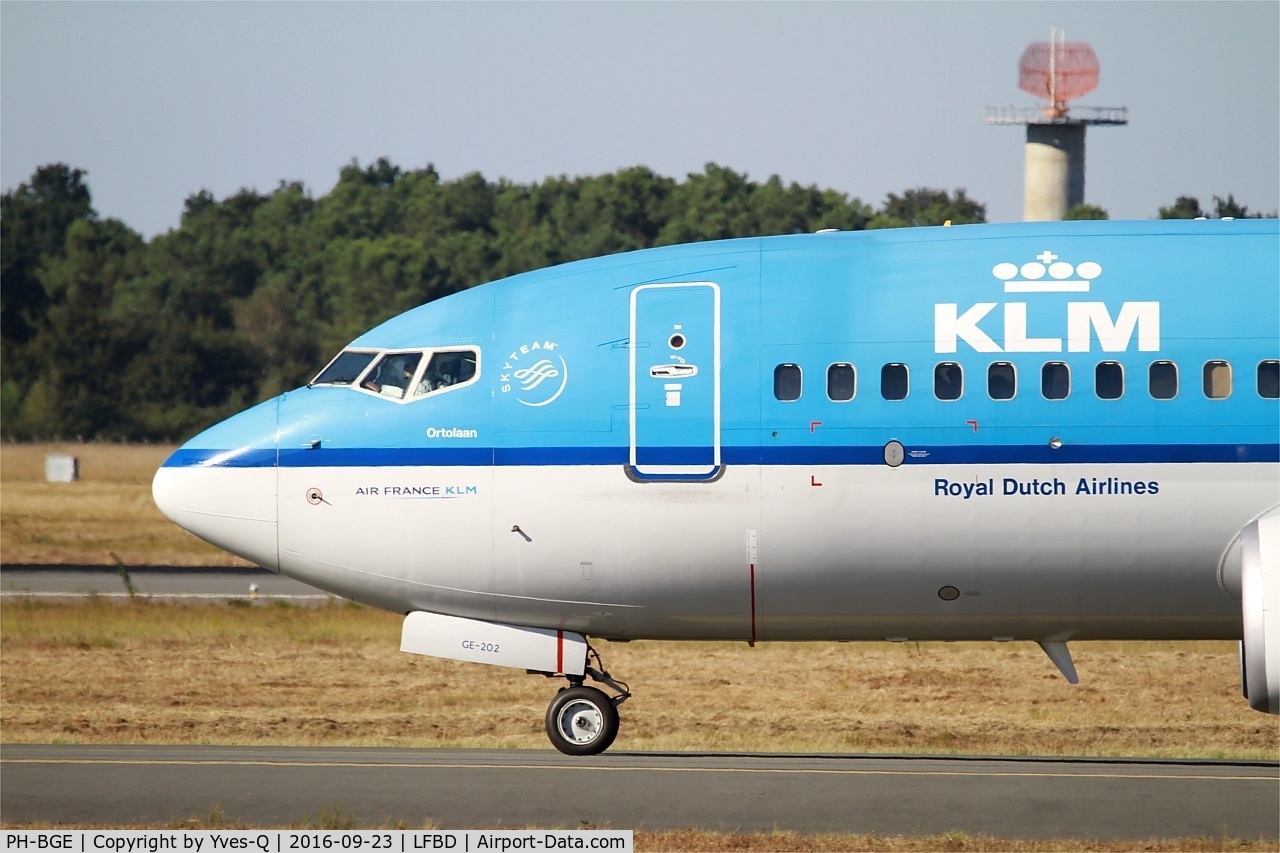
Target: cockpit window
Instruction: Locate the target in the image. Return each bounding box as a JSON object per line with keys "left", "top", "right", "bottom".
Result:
{"left": 317, "top": 347, "right": 480, "bottom": 402}
{"left": 312, "top": 350, "right": 378, "bottom": 386}
{"left": 412, "top": 350, "right": 478, "bottom": 397}
{"left": 361, "top": 352, "right": 423, "bottom": 399}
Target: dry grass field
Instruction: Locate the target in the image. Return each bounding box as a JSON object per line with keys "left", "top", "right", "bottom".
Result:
{"left": 2, "top": 599, "right": 1276, "bottom": 759}
{"left": 1, "top": 443, "right": 249, "bottom": 566}
{"left": 3, "top": 602, "right": 1277, "bottom": 850}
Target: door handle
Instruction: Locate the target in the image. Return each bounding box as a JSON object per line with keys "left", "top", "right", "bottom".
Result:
{"left": 649, "top": 364, "right": 699, "bottom": 378}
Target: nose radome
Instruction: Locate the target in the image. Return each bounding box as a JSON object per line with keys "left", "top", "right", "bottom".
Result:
{"left": 152, "top": 465, "right": 278, "bottom": 570}
{"left": 153, "top": 401, "right": 280, "bottom": 571}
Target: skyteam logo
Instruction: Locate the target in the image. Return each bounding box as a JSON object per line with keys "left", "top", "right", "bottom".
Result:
{"left": 934, "top": 250, "right": 1160, "bottom": 353}
{"left": 500, "top": 339, "right": 569, "bottom": 407}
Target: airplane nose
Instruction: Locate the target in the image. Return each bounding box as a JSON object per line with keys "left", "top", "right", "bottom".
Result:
{"left": 153, "top": 399, "right": 280, "bottom": 571}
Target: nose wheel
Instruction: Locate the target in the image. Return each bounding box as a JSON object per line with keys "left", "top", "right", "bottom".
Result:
{"left": 546, "top": 686, "right": 619, "bottom": 755}
{"left": 542, "top": 644, "right": 630, "bottom": 756}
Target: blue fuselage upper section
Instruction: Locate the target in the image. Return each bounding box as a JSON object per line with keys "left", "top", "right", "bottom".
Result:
{"left": 168, "top": 219, "right": 1279, "bottom": 471}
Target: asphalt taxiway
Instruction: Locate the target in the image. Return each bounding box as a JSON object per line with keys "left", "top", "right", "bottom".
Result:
{"left": 2, "top": 744, "right": 1276, "bottom": 839}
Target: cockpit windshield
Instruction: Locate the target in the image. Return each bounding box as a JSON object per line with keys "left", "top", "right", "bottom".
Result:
{"left": 311, "top": 350, "right": 377, "bottom": 386}
{"left": 360, "top": 352, "right": 423, "bottom": 399}
{"left": 419, "top": 351, "right": 478, "bottom": 393}
{"left": 310, "top": 347, "right": 480, "bottom": 401}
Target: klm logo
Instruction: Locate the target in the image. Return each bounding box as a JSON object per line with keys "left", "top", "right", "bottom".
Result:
{"left": 934, "top": 251, "right": 1160, "bottom": 353}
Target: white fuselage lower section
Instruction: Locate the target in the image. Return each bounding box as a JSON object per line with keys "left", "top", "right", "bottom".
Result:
{"left": 161, "top": 459, "right": 1272, "bottom": 643}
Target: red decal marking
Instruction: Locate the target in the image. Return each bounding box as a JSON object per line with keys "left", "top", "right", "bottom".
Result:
{"left": 556, "top": 630, "right": 564, "bottom": 673}
{"left": 811, "top": 475, "right": 822, "bottom": 487}
{"left": 749, "top": 564, "right": 758, "bottom": 646}
{"left": 810, "top": 421, "right": 822, "bottom": 433}
{"left": 966, "top": 420, "right": 979, "bottom": 432}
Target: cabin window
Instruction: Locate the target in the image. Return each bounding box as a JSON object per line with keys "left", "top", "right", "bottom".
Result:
{"left": 413, "top": 349, "right": 479, "bottom": 397}
{"left": 774, "top": 364, "right": 802, "bottom": 401}
{"left": 933, "top": 362, "right": 963, "bottom": 400}
{"left": 881, "top": 363, "right": 908, "bottom": 400}
{"left": 1096, "top": 361, "right": 1124, "bottom": 399}
{"left": 827, "top": 363, "right": 855, "bottom": 401}
{"left": 1149, "top": 361, "right": 1178, "bottom": 400}
{"left": 1203, "top": 360, "right": 1231, "bottom": 399}
{"left": 312, "top": 350, "right": 378, "bottom": 386}
{"left": 1041, "top": 362, "right": 1069, "bottom": 400}
{"left": 1257, "top": 361, "right": 1279, "bottom": 399}
{"left": 988, "top": 362, "right": 1015, "bottom": 400}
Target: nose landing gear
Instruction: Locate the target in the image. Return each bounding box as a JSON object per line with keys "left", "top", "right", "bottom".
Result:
{"left": 546, "top": 686, "right": 618, "bottom": 755}
{"left": 544, "top": 645, "right": 630, "bottom": 756}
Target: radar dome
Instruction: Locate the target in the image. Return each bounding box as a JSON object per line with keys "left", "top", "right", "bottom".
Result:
{"left": 1018, "top": 38, "right": 1100, "bottom": 116}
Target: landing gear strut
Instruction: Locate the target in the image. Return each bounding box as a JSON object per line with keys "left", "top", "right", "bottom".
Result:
{"left": 544, "top": 645, "right": 630, "bottom": 756}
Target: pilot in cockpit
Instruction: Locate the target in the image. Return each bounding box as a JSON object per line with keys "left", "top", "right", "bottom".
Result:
{"left": 362, "top": 355, "right": 415, "bottom": 398}
{"left": 417, "top": 354, "right": 460, "bottom": 395}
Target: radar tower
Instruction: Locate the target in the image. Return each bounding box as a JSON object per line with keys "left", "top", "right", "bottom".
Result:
{"left": 986, "top": 28, "right": 1129, "bottom": 221}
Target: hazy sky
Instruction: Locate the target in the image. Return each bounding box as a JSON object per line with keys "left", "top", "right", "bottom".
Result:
{"left": 3, "top": 1, "right": 1277, "bottom": 239}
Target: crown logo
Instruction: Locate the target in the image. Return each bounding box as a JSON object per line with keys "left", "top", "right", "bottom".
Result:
{"left": 993, "top": 250, "right": 1101, "bottom": 293}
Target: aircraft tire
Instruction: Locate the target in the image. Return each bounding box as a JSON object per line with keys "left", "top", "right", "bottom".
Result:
{"left": 545, "top": 686, "right": 619, "bottom": 756}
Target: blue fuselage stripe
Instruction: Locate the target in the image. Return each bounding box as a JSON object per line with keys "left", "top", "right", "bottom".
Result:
{"left": 162, "top": 443, "right": 1279, "bottom": 468}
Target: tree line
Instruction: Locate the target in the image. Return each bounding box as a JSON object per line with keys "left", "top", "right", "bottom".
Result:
{"left": 0, "top": 159, "right": 1268, "bottom": 442}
